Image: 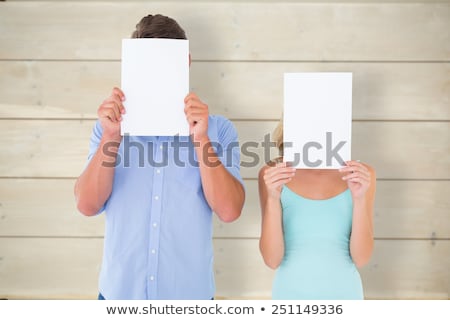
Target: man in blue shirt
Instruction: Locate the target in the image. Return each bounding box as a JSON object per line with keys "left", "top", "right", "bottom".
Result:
{"left": 74, "top": 14, "right": 245, "bottom": 300}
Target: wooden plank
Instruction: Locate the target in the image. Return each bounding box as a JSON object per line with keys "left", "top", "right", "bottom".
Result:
{"left": 0, "top": 238, "right": 448, "bottom": 299}
{"left": 358, "top": 240, "right": 450, "bottom": 299}
{"left": 1, "top": 179, "right": 448, "bottom": 239}
{"left": 371, "top": 180, "right": 450, "bottom": 240}
{"left": 214, "top": 180, "right": 450, "bottom": 239}
{"left": 0, "top": 179, "right": 105, "bottom": 238}
{"left": 0, "top": 238, "right": 103, "bottom": 299}
{"left": 349, "top": 122, "right": 449, "bottom": 181}
{"left": 1, "top": 61, "right": 448, "bottom": 121}
{"left": 0, "top": 61, "right": 116, "bottom": 119}
{"left": 236, "top": 121, "right": 450, "bottom": 179}
{"left": 192, "top": 62, "right": 450, "bottom": 121}
{"left": 0, "top": 120, "right": 448, "bottom": 179}
{"left": 0, "top": 2, "right": 448, "bottom": 61}
{"left": 215, "top": 239, "right": 450, "bottom": 299}
{"left": 0, "top": 120, "right": 92, "bottom": 178}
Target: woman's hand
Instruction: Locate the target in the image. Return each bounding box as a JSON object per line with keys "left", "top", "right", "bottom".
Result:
{"left": 262, "top": 162, "right": 296, "bottom": 200}
{"left": 340, "top": 160, "right": 372, "bottom": 199}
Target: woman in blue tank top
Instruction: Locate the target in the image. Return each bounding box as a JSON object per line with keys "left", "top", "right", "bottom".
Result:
{"left": 259, "top": 122, "right": 376, "bottom": 299}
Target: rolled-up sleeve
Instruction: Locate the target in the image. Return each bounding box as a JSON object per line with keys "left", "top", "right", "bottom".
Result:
{"left": 84, "top": 120, "right": 106, "bottom": 214}
{"left": 87, "top": 120, "right": 104, "bottom": 162}
{"left": 216, "top": 116, "right": 245, "bottom": 188}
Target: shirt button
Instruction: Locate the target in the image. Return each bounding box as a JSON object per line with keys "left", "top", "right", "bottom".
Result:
{"left": 151, "top": 249, "right": 156, "bottom": 254}
{"left": 150, "top": 276, "right": 155, "bottom": 281}
{"left": 153, "top": 223, "right": 157, "bottom": 228}
{"left": 159, "top": 145, "right": 163, "bottom": 150}
{"left": 154, "top": 195, "right": 159, "bottom": 200}
{"left": 156, "top": 169, "right": 161, "bottom": 174}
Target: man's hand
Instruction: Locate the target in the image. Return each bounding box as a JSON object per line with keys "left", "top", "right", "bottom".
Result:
{"left": 184, "top": 93, "right": 209, "bottom": 143}
{"left": 98, "top": 87, "right": 126, "bottom": 141}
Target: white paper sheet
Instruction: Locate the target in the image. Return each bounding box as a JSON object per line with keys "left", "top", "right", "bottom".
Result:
{"left": 121, "top": 38, "right": 189, "bottom": 136}
{"left": 283, "top": 72, "right": 352, "bottom": 169}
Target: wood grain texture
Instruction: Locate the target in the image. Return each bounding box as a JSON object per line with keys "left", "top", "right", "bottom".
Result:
{"left": 0, "top": 120, "right": 91, "bottom": 178}
{"left": 0, "top": 120, "right": 448, "bottom": 179}
{"left": 214, "top": 239, "right": 450, "bottom": 299}
{"left": 0, "top": 179, "right": 105, "bottom": 238}
{"left": 237, "top": 121, "right": 450, "bottom": 179}
{"left": 214, "top": 180, "right": 450, "bottom": 240}
{"left": 0, "top": 238, "right": 447, "bottom": 299}
{"left": 1, "top": 0, "right": 449, "bottom": 301}
{"left": 0, "top": 2, "right": 448, "bottom": 60}
{"left": 0, "top": 238, "right": 102, "bottom": 299}
{"left": 1, "top": 179, "right": 448, "bottom": 239}
{"left": 1, "top": 61, "right": 448, "bottom": 120}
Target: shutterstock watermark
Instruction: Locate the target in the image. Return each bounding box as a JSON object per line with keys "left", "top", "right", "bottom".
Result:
{"left": 101, "top": 132, "right": 347, "bottom": 168}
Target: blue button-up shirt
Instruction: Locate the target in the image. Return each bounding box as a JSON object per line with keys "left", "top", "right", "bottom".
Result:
{"left": 87, "top": 115, "right": 243, "bottom": 300}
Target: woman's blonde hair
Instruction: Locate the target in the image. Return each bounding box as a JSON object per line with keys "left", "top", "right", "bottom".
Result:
{"left": 273, "top": 118, "right": 283, "bottom": 156}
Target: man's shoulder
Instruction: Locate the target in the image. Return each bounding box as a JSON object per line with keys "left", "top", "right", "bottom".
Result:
{"left": 209, "top": 114, "right": 236, "bottom": 131}
{"left": 208, "top": 115, "right": 238, "bottom": 140}
{"left": 208, "top": 114, "right": 232, "bottom": 126}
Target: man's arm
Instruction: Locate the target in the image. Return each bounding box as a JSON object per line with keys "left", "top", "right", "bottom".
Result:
{"left": 74, "top": 135, "right": 120, "bottom": 216}
{"left": 184, "top": 93, "right": 245, "bottom": 222}
{"left": 74, "top": 87, "right": 125, "bottom": 216}
{"left": 196, "top": 138, "right": 245, "bottom": 222}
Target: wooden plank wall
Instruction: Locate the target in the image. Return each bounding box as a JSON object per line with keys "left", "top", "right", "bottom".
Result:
{"left": 0, "top": 1, "right": 449, "bottom": 299}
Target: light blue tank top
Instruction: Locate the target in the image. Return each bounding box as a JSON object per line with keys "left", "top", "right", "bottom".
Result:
{"left": 272, "top": 185, "right": 363, "bottom": 299}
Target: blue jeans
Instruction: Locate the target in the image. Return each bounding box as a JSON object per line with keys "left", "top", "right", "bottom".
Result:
{"left": 98, "top": 292, "right": 213, "bottom": 300}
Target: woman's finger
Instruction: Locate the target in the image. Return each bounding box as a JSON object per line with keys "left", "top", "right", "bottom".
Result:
{"left": 342, "top": 171, "right": 370, "bottom": 182}
{"left": 264, "top": 168, "right": 296, "bottom": 181}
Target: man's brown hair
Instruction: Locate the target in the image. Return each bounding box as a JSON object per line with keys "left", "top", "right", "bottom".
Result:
{"left": 131, "top": 14, "right": 187, "bottom": 39}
